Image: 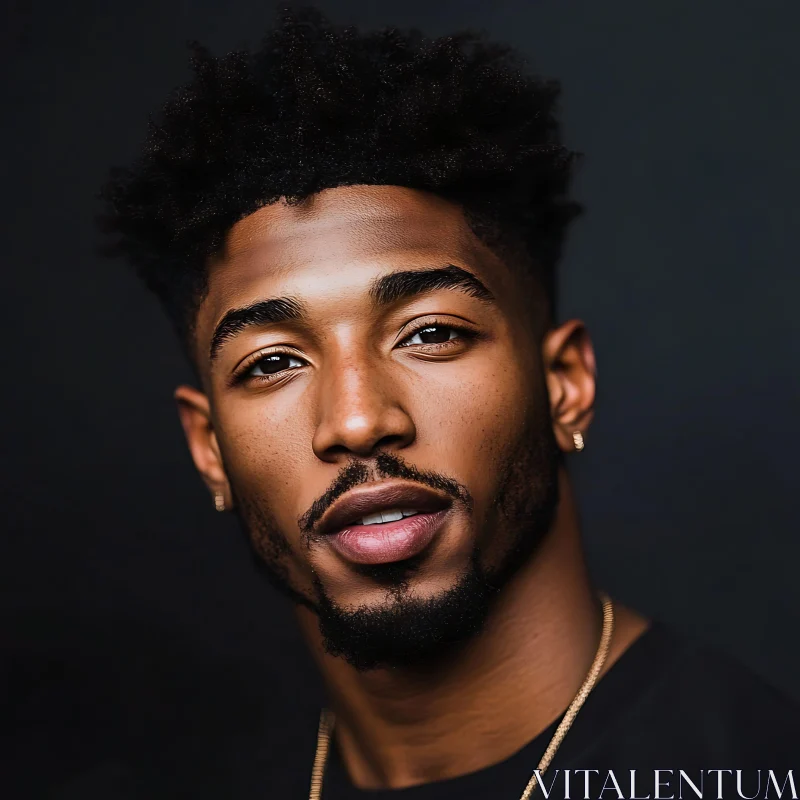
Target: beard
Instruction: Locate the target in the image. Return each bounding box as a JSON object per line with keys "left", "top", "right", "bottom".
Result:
{"left": 230, "top": 400, "right": 561, "bottom": 672}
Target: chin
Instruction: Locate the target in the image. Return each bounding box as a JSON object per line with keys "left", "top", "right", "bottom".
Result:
{"left": 310, "top": 555, "right": 500, "bottom": 671}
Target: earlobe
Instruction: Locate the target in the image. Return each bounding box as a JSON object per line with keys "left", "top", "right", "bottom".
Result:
{"left": 173, "top": 384, "right": 231, "bottom": 506}
{"left": 542, "top": 320, "right": 597, "bottom": 452}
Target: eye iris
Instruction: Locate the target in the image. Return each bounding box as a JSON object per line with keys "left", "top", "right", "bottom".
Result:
{"left": 417, "top": 326, "right": 452, "bottom": 344}
{"left": 256, "top": 354, "right": 293, "bottom": 374}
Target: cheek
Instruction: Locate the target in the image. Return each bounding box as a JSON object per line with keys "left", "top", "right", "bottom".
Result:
{"left": 214, "top": 403, "right": 322, "bottom": 595}
{"left": 214, "top": 400, "right": 314, "bottom": 529}
{"left": 412, "top": 350, "right": 541, "bottom": 494}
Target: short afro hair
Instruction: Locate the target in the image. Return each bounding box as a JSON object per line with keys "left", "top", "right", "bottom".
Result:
{"left": 98, "top": 5, "right": 583, "bottom": 365}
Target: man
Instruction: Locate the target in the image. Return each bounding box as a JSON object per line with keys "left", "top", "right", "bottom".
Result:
{"left": 97, "top": 6, "right": 799, "bottom": 798}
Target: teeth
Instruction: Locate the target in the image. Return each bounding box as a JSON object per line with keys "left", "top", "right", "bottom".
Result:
{"left": 357, "top": 508, "right": 419, "bottom": 526}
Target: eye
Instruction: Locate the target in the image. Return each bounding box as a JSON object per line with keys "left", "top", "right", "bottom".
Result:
{"left": 399, "top": 322, "right": 474, "bottom": 349}
{"left": 249, "top": 353, "right": 305, "bottom": 376}
{"left": 232, "top": 351, "right": 307, "bottom": 386}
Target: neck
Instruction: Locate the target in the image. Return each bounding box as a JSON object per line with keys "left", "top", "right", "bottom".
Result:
{"left": 295, "top": 467, "right": 650, "bottom": 790}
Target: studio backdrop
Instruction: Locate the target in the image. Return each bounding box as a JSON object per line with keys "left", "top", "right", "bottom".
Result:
{"left": 2, "top": 0, "right": 798, "bottom": 752}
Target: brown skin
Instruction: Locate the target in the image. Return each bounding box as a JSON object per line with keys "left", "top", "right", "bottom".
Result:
{"left": 175, "top": 184, "right": 650, "bottom": 789}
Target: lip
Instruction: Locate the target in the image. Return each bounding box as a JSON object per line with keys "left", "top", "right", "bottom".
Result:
{"left": 317, "top": 480, "right": 453, "bottom": 537}
{"left": 327, "top": 510, "right": 449, "bottom": 565}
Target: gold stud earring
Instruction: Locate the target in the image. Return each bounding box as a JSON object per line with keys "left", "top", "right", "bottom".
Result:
{"left": 214, "top": 492, "right": 226, "bottom": 512}
{"left": 572, "top": 430, "right": 585, "bottom": 452}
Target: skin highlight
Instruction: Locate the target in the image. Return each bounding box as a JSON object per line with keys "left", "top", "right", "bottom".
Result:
{"left": 174, "top": 184, "right": 650, "bottom": 789}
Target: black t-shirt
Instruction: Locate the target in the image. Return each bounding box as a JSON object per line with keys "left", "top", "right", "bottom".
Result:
{"left": 5, "top": 619, "right": 800, "bottom": 798}
{"left": 323, "top": 621, "right": 800, "bottom": 800}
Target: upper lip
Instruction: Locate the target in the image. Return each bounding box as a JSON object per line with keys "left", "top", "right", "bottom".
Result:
{"left": 317, "top": 481, "right": 453, "bottom": 536}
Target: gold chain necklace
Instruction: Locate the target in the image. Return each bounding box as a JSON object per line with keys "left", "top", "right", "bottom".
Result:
{"left": 309, "top": 592, "right": 614, "bottom": 800}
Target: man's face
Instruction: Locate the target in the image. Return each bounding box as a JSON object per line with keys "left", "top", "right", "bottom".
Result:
{"left": 183, "top": 185, "right": 564, "bottom": 669}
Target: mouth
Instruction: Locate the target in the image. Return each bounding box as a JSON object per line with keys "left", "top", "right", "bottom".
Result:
{"left": 317, "top": 482, "right": 452, "bottom": 566}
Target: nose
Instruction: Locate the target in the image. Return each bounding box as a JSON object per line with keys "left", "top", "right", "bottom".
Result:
{"left": 311, "top": 352, "right": 416, "bottom": 461}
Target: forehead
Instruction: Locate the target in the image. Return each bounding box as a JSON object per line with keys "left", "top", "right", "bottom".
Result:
{"left": 220, "top": 184, "right": 479, "bottom": 266}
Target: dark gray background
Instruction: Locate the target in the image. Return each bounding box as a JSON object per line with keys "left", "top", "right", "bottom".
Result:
{"left": 2, "top": 0, "right": 798, "bottom": 725}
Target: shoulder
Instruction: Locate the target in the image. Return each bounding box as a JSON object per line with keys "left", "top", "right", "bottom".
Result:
{"left": 619, "top": 620, "right": 800, "bottom": 764}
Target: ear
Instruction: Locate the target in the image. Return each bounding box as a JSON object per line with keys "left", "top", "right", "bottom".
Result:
{"left": 174, "top": 384, "right": 233, "bottom": 510}
{"left": 542, "top": 320, "right": 597, "bottom": 453}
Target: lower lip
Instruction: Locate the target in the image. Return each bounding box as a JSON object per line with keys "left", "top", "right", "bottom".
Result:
{"left": 327, "top": 510, "right": 448, "bottom": 565}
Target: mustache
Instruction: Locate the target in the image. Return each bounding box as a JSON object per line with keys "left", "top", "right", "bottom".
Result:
{"left": 297, "top": 450, "right": 473, "bottom": 539}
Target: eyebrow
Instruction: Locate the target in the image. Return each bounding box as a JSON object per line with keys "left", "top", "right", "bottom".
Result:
{"left": 208, "top": 264, "right": 495, "bottom": 362}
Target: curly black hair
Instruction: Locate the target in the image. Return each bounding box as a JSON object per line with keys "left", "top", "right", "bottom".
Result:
{"left": 98, "top": 5, "right": 583, "bottom": 367}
